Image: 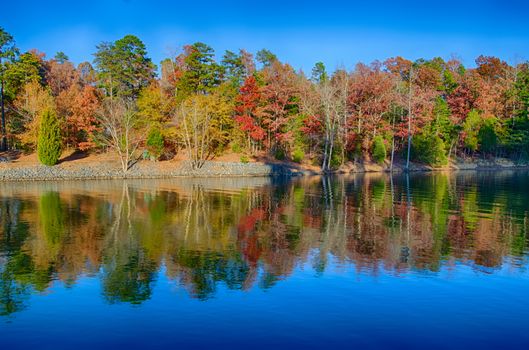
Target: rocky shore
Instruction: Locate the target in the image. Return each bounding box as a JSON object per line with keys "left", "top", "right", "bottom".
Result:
{"left": 0, "top": 160, "right": 306, "bottom": 181}
{"left": 337, "top": 157, "right": 529, "bottom": 173}
{"left": 1, "top": 157, "right": 528, "bottom": 182}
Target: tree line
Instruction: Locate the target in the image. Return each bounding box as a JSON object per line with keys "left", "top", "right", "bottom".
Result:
{"left": 1, "top": 28, "right": 528, "bottom": 171}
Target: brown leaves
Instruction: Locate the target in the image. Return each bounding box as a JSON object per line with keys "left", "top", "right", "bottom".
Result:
{"left": 53, "top": 84, "right": 101, "bottom": 150}
{"left": 46, "top": 60, "right": 79, "bottom": 97}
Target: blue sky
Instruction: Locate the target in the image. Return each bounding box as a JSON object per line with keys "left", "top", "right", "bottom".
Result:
{"left": 1, "top": 0, "right": 528, "bottom": 72}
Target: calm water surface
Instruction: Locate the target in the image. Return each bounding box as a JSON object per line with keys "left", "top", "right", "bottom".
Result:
{"left": 1, "top": 172, "right": 529, "bottom": 349}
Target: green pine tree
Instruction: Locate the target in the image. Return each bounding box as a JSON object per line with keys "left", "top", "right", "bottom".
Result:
{"left": 37, "top": 108, "right": 62, "bottom": 166}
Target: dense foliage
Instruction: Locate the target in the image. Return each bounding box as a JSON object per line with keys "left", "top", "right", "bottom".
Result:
{"left": 1, "top": 27, "right": 529, "bottom": 170}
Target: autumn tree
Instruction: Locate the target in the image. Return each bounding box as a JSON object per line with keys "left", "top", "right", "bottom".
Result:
{"left": 350, "top": 62, "right": 394, "bottom": 160}
{"left": 12, "top": 79, "right": 54, "bottom": 148}
{"left": 137, "top": 82, "right": 171, "bottom": 127}
{"left": 234, "top": 75, "right": 264, "bottom": 153}
{"left": 97, "top": 97, "right": 142, "bottom": 172}
{"left": 160, "top": 58, "right": 178, "bottom": 94}
{"left": 77, "top": 61, "right": 96, "bottom": 85}
{"left": 299, "top": 62, "right": 342, "bottom": 170}
{"left": 65, "top": 85, "right": 101, "bottom": 150}
{"left": 475, "top": 55, "right": 509, "bottom": 82}
{"left": 314, "top": 76, "right": 339, "bottom": 170}
{"left": 260, "top": 60, "right": 300, "bottom": 155}
{"left": 3, "top": 50, "right": 47, "bottom": 148}
{"left": 46, "top": 53, "right": 99, "bottom": 150}
{"left": 46, "top": 54, "right": 78, "bottom": 97}
{"left": 408, "top": 62, "right": 443, "bottom": 165}
{"left": 166, "top": 43, "right": 236, "bottom": 163}
{"left": 173, "top": 94, "right": 217, "bottom": 169}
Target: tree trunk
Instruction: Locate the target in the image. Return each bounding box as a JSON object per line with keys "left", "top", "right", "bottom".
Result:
{"left": 390, "top": 136, "right": 396, "bottom": 172}
{"left": 405, "top": 68, "right": 413, "bottom": 172}
{"left": 390, "top": 112, "right": 396, "bottom": 172}
{"left": 1, "top": 80, "right": 7, "bottom": 151}
{"left": 322, "top": 134, "right": 329, "bottom": 171}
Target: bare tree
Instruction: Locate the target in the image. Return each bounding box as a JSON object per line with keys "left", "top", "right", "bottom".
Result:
{"left": 320, "top": 82, "right": 340, "bottom": 171}
{"left": 333, "top": 69, "right": 351, "bottom": 166}
{"left": 97, "top": 97, "right": 142, "bottom": 173}
{"left": 405, "top": 66, "right": 414, "bottom": 171}
{"left": 390, "top": 74, "right": 406, "bottom": 172}
{"left": 174, "top": 94, "right": 215, "bottom": 169}
{"left": 299, "top": 76, "right": 340, "bottom": 172}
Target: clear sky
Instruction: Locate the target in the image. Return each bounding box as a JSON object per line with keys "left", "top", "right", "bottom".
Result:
{"left": 1, "top": 0, "right": 528, "bottom": 72}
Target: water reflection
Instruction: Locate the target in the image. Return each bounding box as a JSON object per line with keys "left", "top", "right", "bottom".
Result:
{"left": 0, "top": 172, "right": 528, "bottom": 316}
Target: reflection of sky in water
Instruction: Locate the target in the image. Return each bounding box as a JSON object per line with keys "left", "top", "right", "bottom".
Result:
{"left": 1, "top": 172, "right": 529, "bottom": 349}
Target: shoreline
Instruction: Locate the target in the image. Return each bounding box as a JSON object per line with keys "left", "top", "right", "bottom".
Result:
{"left": 1, "top": 157, "right": 529, "bottom": 182}
{"left": 0, "top": 161, "right": 302, "bottom": 182}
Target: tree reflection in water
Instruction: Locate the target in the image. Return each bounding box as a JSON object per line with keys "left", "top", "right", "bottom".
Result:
{"left": 0, "top": 172, "right": 528, "bottom": 315}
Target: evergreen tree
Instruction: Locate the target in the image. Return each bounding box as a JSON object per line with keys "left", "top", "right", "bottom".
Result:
{"left": 221, "top": 50, "right": 246, "bottom": 87}
{"left": 311, "top": 62, "right": 328, "bottom": 84}
{"left": 37, "top": 108, "right": 62, "bottom": 166}
{"left": 54, "top": 51, "right": 69, "bottom": 64}
{"left": 3, "top": 52, "right": 45, "bottom": 96}
{"left": 256, "top": 49, "right": 277, "bottom": 68}
{"left": 94, "top": 35, "right": 156, "bottom": 99}
{"left": 176, "top": 42, "right": 222, "bottom": 100}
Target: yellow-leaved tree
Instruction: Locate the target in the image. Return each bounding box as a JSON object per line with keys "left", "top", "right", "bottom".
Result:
{"left": 12, "top": 79, "right": 54, "bottom": 149}
{"left": 173, "top": 91, "right": 232, "bottom": 169}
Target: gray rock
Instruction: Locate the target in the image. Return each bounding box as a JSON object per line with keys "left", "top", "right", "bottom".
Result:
{"left": 0, "top": 160, "right": 302, "bottom": 182}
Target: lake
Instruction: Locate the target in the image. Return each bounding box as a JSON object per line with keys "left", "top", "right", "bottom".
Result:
{"left": 1, "top": 172, "right": 529, "bottom": 349}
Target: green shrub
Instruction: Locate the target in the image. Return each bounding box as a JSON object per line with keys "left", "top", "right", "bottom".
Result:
{"left": 231, "top": 142, "right": 242, "bottom": 153}
{"left": 240, "top": 155, "right": 249, "bottom": 163}
{"left": 275, "top": 148, "right": 285, "bottom": 160}
{"left": 292, "top": 148, "right": 304, "bottom": 163}
{"left": 330, "top": 149, "right": 342, "bottom": 169}
{"left": 37, "top": 108, "right": 62, "bottom": 166}
{"left": 463, "top": 109, "right": 481, "bottom": 151}
{"left": 146, "top": 127, "right": 164, "bottom": 160}
{"left": 372, "top": 135, "right": 386, "bottom": 164}
{"left": 412, "top": 133, "right": 448, "bottom": 166}
{"left": 479, "top": 117, "right": 500, "bottom": 154}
